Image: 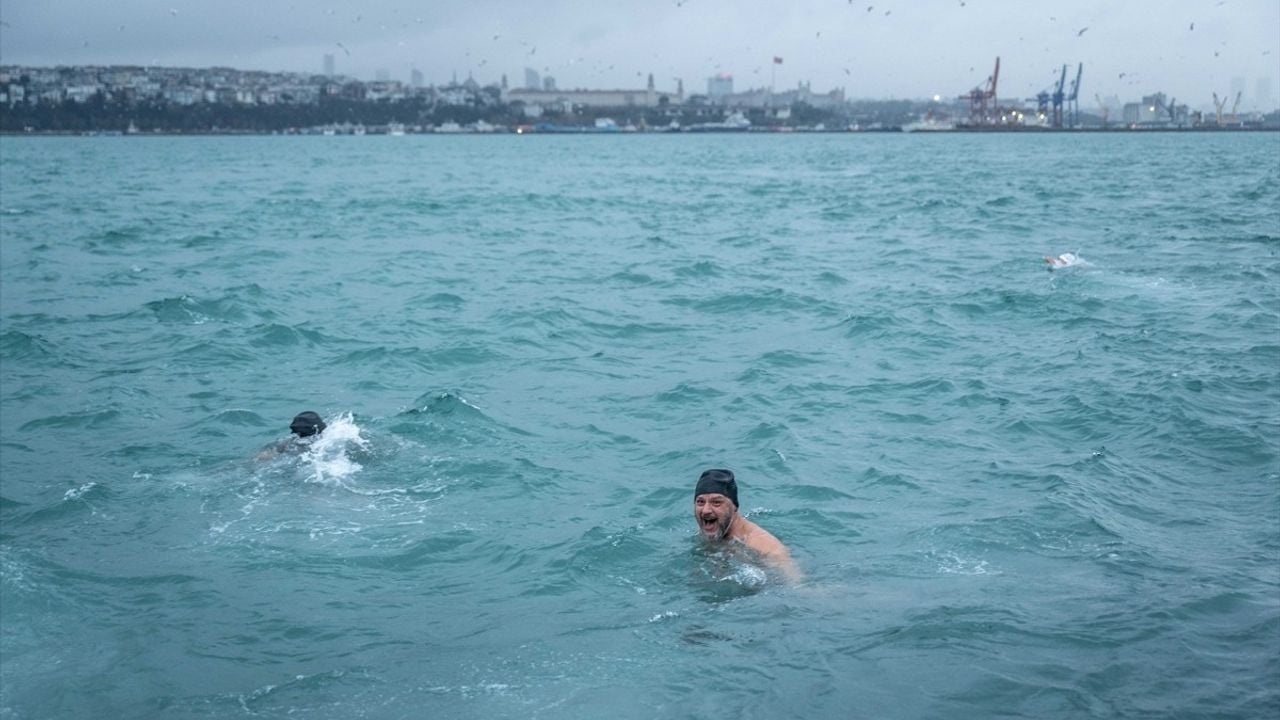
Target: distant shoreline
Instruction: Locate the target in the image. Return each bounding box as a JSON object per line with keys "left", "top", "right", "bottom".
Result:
{"left": 3, "top": 126, "right": 1276, "bottom": 137}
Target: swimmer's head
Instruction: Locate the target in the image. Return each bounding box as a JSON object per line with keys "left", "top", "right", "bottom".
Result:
{"left": 289, "top": 411, "right": 326, "bottom": 438}
{"left": 695, "top": 468, "right": 739, "bottom": 508}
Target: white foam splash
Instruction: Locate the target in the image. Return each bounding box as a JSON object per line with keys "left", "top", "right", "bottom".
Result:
{"left": 1045, "top": 252, "right": 1090, "bottom": 269}
{"left": 720, "top": 563, "right": 768, "bottom": 586}
{"left": 301, "top": 412, "right": 367, "bottom": 485}
{"left": 63, "top": 482, "right": 97, "bottom": 501}
{"left": 933, "top": 550, "right": 992, "bottom": 575}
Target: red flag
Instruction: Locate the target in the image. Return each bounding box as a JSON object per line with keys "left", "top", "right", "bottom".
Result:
{"left": 773, "top": 56, "right": 783, "bottom": 64}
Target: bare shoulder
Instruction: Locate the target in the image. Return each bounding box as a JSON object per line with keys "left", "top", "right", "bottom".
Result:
{"left": 734, "top": 518, "right": 801, "bottom": 581}
{"left": 740, "top": 521, "right": 788, "bottom": 557}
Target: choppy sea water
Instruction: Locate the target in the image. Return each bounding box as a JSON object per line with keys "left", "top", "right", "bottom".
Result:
{"left": 1, "top": 132, "right": 1278, "bottom": 719}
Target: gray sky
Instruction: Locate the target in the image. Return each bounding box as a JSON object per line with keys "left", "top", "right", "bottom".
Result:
{"left": 2, "top": 0, "right": 1278, "bottom": 110}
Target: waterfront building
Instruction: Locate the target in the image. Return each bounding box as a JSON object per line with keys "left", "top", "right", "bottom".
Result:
{"left": 716, "top": 80, "right": 845, "bottom": 110}
{"left": 507, "top": 73, "right": 680, "bottom": 110}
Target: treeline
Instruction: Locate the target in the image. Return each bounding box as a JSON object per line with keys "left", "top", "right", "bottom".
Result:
{"left": 0, "top": 92, "right": 922, "bottom": 133}
{"left": 0, "top": 93, "right": 510, "bottom": 133}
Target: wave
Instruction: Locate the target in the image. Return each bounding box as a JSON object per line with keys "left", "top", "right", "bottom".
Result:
{"left": 143, "top": 285, "right": 272, "bottom": 324}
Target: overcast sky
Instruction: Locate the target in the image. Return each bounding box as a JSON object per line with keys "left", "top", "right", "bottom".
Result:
{"left": 2, "top": 0, "right": 1277, "bottom": 110}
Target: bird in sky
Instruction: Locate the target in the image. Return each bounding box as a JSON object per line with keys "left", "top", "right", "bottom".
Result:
{"left": 336, "top": 42, "right": 350, "bottom": 56}
{"left": 1189, "top": 22, "right": 1194, "bottom": 30}
{"left": 1077, "top": 27, "right": 1088, "bottom": 36}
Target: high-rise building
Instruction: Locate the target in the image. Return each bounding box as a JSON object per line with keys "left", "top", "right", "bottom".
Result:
{"left": 707, "top": 72, "right": 733, "bottom": 99}
{"left": 524, "top": 67, "right": 540, "bottom": 90}
{"left": 543, "top": 75, "right": 556, "bottom": 91}
{"left": 323, "top": 53, "right": 335, "bottom": 77}
{"left": 411, "top": 67, "right": 424, "bottom": 88}
{"left": 1257, "top": 77, "right": 1273, "bottom": 110}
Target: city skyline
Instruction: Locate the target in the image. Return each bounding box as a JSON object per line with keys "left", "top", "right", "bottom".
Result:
{"left": 2, "top": 0, "right": 1277, "bottom": 110}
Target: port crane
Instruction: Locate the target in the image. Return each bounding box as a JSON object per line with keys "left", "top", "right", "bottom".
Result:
{"left": 1230, "top": 91, "right": 1243, "bottom": 124}
{"left": 1030, "top": 65, "right": 1068, "bottom": 127}
{"left": 1065, "top": 63, "right": 1083, "bottom": 128}
{"left": 1212, "top": 92, "right": 1228, "bottom": 125}
{"left": 960, "top": 57, "right": 1000, "bottom": 125}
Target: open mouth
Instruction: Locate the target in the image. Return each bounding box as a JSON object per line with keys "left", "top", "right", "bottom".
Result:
{"left": 700, "top": 515, "right": 719, "bottom": 534}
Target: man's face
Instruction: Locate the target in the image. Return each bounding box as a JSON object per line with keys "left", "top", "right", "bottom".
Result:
{"left": 694, "top": 493, "right": 736, "bottom": 540}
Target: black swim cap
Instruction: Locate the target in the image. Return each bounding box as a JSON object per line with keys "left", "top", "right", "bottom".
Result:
{"left": 289, "top": 411, "right": 326, "bottom": 438}
{"left": 695, "top": 468, "right": 738, "bottom": 507}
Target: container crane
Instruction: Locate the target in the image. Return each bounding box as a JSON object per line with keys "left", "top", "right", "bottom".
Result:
{"left": 1230, "top": 91, "right": 1243, "bottom": 124}
{"left": 1028, "top": 65, "right": 1065, "bottom": 127}
{"left": 1051, "top": 64, "right": 1067, "bottom": 128}
{"left": 1032, "top": 88, "right": 1051, "bottom": 122}
{"left": 1066, "top": 63, "right": 1083, "bottom": 128}
{"left": 959, "top": 57, "right": 1000, "bottom": 125}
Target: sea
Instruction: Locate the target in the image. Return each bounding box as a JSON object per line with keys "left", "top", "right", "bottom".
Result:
{"left": 1, "top": 131, "right": 1277, "bottom": 720}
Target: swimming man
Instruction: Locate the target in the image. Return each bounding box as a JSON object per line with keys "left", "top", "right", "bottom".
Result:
{"left": 255, "top": 410, "right": 327, "bottom": 460}
{"left": 693, "top": 468, "right": 801, "bottom": 582}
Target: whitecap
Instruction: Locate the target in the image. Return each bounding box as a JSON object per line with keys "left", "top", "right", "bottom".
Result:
{"left": 63, "top": 482, "right": 97, "bottom": 501}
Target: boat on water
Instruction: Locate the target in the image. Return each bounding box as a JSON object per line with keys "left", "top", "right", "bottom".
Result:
{"left": 902, "top": 116, "right": 956, "bottom": 132}
{"left": 685, "top": 111, "right": 751, "bottom": 133}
